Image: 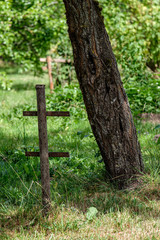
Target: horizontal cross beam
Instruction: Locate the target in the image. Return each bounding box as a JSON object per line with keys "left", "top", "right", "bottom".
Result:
{"left": 25, "top": 152, "right": 70, "bottom": 157}
{"left": 23, "top": 111, "right": 70, "bottom": 117}
{"left": 40, "top": 58, "right": 71, "bottom": 63}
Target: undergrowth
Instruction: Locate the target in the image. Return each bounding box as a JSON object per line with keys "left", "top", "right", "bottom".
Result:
{"left": 0, "top": 70, "right": 160, "bottom": 239}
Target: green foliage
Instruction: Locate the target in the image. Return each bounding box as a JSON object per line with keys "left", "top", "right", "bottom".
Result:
{"left": 0, "top": 0, "right": 160, "bottom": 111}
{"left": 0, "top": 0, "right": 159, "bottom": 73}
{"left": 47, "top": 0, "right": 160, "bottom": 114}
{"left": 99, "top": 0, "right": 160, "bottom": 71}
{"left": 0, "top": 0, "right": 67, "bottom": 72}
{"left": 0, "top": 71, "right": 12, "bottom": 90}
{"left": 86, "top": 207, "right": 98, "bottom": 221}
{"left": 155, "top": 124, "right": 160, "bottom": 130}
{"left": 50, "top": 61, "right": 76, "bottom": 86}
{"left": 46, "top": 84, "right": 85, "bottom": 118}
{"left": 97, "top": 0, "right": 160, "bottom": 114}
{"left": 154, "top": 125, "right": 160, "bottom": 144}
{"left": 125, "top": 74, "right": 160, "bottom": 114}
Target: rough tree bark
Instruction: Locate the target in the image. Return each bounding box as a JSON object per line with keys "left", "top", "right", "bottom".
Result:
{"left": 63, "top": 0, "right": 144, "bottom": 188}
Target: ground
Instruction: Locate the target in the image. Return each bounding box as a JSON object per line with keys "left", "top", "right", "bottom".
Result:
{"left": 0, "top": 67, "right": 160, "bottom": 240}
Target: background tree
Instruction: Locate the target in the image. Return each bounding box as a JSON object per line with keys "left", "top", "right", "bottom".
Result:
{"left": 63, "top": 0, "right": 144, "bottom": 188}
{"left": 0, "top": 0, "right": 66, "bottom": 72}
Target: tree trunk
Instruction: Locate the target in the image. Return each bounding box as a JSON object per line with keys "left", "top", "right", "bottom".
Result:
{"left": 63, "top": 0, "right": 144, "bottom": 188}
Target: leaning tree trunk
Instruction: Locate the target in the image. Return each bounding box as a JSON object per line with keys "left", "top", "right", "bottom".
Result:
{"left": 63, "top": 0, "right": 144, "bottom": 188}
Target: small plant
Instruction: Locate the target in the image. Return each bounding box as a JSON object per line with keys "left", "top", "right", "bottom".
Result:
{"left": 86, "top": 207, "right": 98, "bottom": 221}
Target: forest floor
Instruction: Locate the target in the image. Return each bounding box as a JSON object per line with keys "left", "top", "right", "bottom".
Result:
{"left": 0, "top": 67, "right": 160, "bottom": 240}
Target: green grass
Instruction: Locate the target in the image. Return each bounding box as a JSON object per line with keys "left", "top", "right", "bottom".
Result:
{"left": 0, "top": 67, "right": 160, "bottom": 240}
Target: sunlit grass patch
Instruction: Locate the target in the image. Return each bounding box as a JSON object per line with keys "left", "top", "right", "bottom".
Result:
{"left": 0, "top": 69, "right": 160, "bottom": 240}
{"left": 1, "top": 193, "right": 159, "bottom": 240}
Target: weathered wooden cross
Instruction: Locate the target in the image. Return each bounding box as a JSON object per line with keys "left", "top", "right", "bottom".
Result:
{"left": 23, "top": 85, "right": 70, "bottom": 215}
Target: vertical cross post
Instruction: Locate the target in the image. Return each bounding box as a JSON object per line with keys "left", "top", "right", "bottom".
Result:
{"left": 36, "top": 85, "right": 50, "bottom": 215}
{"left": 23, "top": 84, "right": 70, "bottom": 216}
{"left": 47, "top": 56, "right": 54, "bottom": 93}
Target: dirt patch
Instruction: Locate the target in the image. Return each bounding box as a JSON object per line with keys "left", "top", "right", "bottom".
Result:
{"left": 140, "top": 113, "right": 160, "bottom": 124}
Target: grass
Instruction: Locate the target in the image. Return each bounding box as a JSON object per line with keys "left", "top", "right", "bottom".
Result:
{"left": 0, "top": 66, "right": 160, "bottom": 240}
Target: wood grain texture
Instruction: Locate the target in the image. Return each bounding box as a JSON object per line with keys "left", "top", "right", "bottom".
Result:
{"left": 36, "top": 85, "right": 51, "bottom": 215}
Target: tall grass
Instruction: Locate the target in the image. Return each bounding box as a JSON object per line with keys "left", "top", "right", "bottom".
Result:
{"left": 0, "top": 68, "right": 160, "bottom": 239}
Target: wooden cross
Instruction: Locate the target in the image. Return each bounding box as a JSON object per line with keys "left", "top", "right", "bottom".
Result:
{"left": 23, "top": 85, "right": 70, "bottom": 215}
{"left": 40, "top": 57, "right": 71, "bottom": 93}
